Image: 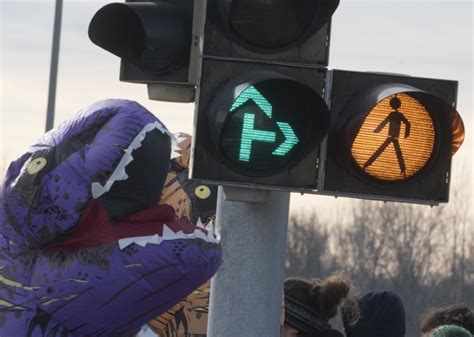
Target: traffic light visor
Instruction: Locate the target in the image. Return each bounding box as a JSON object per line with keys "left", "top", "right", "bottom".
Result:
{"left": 88, "top": 2, "right": 192, "bottom": 74}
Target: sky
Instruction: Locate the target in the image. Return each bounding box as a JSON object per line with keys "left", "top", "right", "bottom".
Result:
{"left": 1, "top": 0, "right": 473, "bottom": 218}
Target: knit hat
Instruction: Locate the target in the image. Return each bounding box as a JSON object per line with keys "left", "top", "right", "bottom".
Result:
{"left": 430, "top": 325, "right": 472, "bottom": 337}
{"left": 350, "top": 290, "right": 406, "bottom": 337}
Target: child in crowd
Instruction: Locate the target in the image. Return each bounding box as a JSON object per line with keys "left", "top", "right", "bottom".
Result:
{"left": 341, "top": 290, "right": 406, "bottom": 337}
{"left": 282, "top": 275, "right": 359, "bottom": 337}
{"left": 421, "top": 304, "right": 473, "bottom": 336}
{"left": 429, "top": 325, "right": 472, "bottom": 337}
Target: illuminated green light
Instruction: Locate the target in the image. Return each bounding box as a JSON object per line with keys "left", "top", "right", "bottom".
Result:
{"left": 240, "top": 113, "right": 276, "bottom": 162}
{"left": 231, "top": 86, "right": 273, "bottom": 118}
{"left": 273, "top": 122, "right": 299, "bottom": 156}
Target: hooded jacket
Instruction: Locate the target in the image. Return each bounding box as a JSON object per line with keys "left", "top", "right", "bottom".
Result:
{"left": 350, "top": 290, "right": 406, "bottom": 337}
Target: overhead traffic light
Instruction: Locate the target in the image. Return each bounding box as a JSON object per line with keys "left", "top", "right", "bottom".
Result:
{"left": 88, "top": 0, "right": 206, "bottom": 102}
{"left": 190, "top": 0, "right": 340, "bottom": 190}
{"left": 318, "top": 70, "right": 465, "bottom": 204}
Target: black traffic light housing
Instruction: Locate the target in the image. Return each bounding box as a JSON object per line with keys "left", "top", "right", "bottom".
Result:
{"left": 203, "top": 0, "right": 339, "bottom": 65}
{"left": 190, "top": 0, "right": 339, "bottom": 191}
{"left": 319, "top": 70, "right": 464, "bottom": 205}
{"left": 191, "top": 62, "right": 329, "bottom": 190}
{"left": 89, "top": 0, "right": 206, "bottom": 102}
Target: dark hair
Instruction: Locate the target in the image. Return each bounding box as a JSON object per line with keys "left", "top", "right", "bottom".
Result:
{"left": 284, "top": 275, "right": 357, "bottom": 320}
{"left": 420, "top": 304, "right": 474, "bottom": 334}
{"left": 341, "top": 299, "right": 360, "bottom": 336}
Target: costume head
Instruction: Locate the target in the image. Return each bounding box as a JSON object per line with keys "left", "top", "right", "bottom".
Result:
{"left": 0, "top": 99, "right": 221, "bottom": 336}
{"left": 160, "top": 132, "right": 217, "bottom": 225}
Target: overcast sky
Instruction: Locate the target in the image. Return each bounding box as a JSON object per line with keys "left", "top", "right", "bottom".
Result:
{"left": 1, "top": 0, "right": 472, "bottom": 217}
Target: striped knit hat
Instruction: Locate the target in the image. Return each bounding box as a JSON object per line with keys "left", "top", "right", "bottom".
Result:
{"left": 431, "top": 325, "right": 472, "bottom": 337}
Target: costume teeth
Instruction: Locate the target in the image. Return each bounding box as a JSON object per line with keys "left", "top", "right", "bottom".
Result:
{"left": 196, "top": 218, "right": 205, "bottom": 229}
{"left": 206, "top": 220, "right": 219, "bottom": 240}
{"left": 91, "top": 122, "right": 174, "bottom": 199}
{"left": 170, "top": 132, "right": 188, "bottom": 160}
{"left": 170, "top": 140, "right": 181, "bottom": 160}
{"left": 118, "top": 224, "right": 220, "bottom": 250}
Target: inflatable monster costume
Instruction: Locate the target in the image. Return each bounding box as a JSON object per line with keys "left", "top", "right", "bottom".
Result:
{"left": 0, "top": 100, "right": 221, "bottom": 336}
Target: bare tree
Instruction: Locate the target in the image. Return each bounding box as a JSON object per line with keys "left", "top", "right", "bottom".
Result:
{"left": 335, "top": 201, "right": 394, "bottom": 290}
{"left": 286, "top": 212, "right": 337, "bottom": 279}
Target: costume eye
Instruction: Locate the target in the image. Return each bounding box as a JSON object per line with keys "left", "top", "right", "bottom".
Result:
{"left": 27, "top": 157, "right": 47, "bottom": 175}
{"left": 195, "top": 185, "right": 211, "bottom": 200}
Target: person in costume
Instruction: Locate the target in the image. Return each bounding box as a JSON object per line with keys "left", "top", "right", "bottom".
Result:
{"left": 0, "top": 99, "right": 221, "bottom": 336}
{"left": 148, "top": 133, "right": 217, "bottom": 337}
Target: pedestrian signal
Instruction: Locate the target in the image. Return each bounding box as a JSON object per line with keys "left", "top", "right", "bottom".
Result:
{"left": 321, "top": 70, "right": 465, "bottom": 205}
{"left": 353, "top": 93, "right": 434, "bottom": 181}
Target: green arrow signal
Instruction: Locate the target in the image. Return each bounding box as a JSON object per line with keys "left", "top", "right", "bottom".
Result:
{"left": 231, "top": 86, "right": 272, "bottom": 118}
{"left": 232, "top": 85, "right": 300, "bottom": 162}
{"left": 240, "top": 113, "right": 276, "bottom": 162}
{"left": 273, "top": 122, "right": 299, "bottom": 156}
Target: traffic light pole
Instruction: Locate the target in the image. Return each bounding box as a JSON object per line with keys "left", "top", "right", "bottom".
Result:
{"left": 45, "top": 0, "right": 63, "bottom": 132}
{"left": 208, "top": 186, "right": 289, "bottom": 337}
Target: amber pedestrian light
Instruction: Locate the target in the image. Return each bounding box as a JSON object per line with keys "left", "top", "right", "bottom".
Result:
{"left": 343, "top": 84, "right": 464, "bottom": 186}
{"left": 351, "top": 93, "right": 436, "bottom": 182}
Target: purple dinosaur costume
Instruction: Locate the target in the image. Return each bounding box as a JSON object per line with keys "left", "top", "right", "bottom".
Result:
{"left": 0, "top": 99, "right": 221, "bottom": 336}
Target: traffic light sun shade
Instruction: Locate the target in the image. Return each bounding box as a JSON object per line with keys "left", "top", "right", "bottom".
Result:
{"left": 351, "top": 93, "right": 436, "bottom": 182}
{"left": 89, "top": 2, "right": 192, "bottom": 75}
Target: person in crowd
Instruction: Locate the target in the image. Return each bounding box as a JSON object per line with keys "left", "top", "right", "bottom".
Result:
{"left": 282, "top": 275, "right": 359, "bottom": 337}
{"left": 420, "top": 304, "right": 474, "bottom": 336}
{"left": 341, "top": 290, "right": 406, "bottom": 337}
{"left": 429, "top": 325, "right": 472, "bottom": 337}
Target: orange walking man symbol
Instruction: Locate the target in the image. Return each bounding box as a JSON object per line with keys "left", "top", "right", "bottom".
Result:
{"left": 363, "top": 96, "right": 411, "bottom": 177}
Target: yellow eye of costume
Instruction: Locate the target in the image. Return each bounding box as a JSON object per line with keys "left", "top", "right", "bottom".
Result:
{"left": 27, "top": 157, "right": 47, "bottom": 175}
{"left": 195, "top": 185, "right": 211, "bottom": 200}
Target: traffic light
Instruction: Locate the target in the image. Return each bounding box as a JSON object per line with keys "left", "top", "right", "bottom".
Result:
{"left": 88, "top": 0, "right": 206, "bottom": 102}
{"left": 190, "top": 0, "right": 340, "bottom": 190}
{"left": 318, "top": 70, "right": 465, "bottom": 204}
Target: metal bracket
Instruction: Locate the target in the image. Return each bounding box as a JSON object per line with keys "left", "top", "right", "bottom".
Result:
{"left": 222, "top": 186, "right": 270, "bottom": 204}
{"left": 147, "top": 83, "right": 195, "bottom": 102}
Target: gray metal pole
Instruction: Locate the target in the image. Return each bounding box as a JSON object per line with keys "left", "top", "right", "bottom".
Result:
{"left": 45, "top": 0, "right": 63, "bottom": 132}
{"left": 208, "top": 186, "right": 290, "bottom": 337}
